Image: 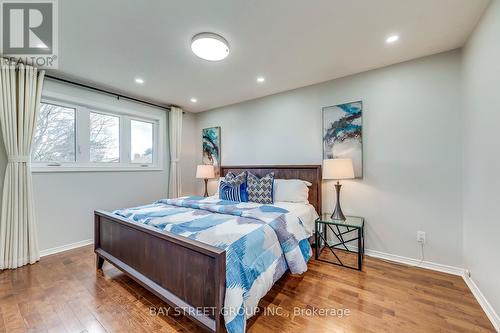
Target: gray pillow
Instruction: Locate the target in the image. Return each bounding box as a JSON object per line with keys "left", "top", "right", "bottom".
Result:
{"left": 224, "top": 172, "right": 247, "bottom": 186}
{"left": 247, "top": 172, "right": 274, "bottom": 204}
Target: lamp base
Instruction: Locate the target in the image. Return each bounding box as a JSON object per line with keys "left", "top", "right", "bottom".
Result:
{"left": 331, "top": 182, "right": 346, "bottom": 221}
{"left": 203, "top": 178, "right": 209, "bottom": 197}
{"left": 331, "top": 207, "right": 346, "bottom": 221}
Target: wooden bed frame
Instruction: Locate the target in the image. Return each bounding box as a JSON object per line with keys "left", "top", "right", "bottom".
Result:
{"left": 94, "top": 165, "right": 321, "bottom": 333}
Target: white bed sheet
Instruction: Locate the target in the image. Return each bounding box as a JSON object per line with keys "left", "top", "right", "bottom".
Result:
{"left": 207, "top": 196, "right": 319, "bottom": 237}
{"left": 272, "top": 201, "right": 319, "bottom": 237}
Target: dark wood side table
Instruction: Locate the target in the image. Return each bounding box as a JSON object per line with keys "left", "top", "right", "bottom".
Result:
{"left": 315, "top": 214, "right": 365, "bottom": 270}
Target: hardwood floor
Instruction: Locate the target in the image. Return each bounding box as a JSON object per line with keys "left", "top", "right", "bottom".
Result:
{"left": 0, "top": 245, "right": 494, "bottom": 333}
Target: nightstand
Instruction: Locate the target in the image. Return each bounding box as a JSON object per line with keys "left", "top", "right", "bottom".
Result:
{"left": 315, "top": 214, "right": 365, "bottom": 270}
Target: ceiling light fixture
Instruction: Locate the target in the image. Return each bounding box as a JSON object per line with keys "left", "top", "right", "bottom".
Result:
{"left": 257, "top": 77, "right": 265, "bottom": 83}
{"left": 385, "top": 35, "right": 399, "bottom": 44}
{"left": 190, "top": 98, "right": 198, "bottom": 103}
{"left": 135, "top": 78, "right": 144, "bottom": 84}
{"left": 191, "top": 32, "right": 229, "bottom": 61}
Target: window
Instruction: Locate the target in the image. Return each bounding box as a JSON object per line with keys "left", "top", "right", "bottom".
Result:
{"left": 32, "top": 103, "right": 76, "bottom": 163}
{"left": 31, "top": 96, "right": 164, "bottom": 172}
{"left": 90, "top": 112, "right": 120, "bottom": 163}
{"left": 131, "top": 120, "right": 153, "bottom": 164}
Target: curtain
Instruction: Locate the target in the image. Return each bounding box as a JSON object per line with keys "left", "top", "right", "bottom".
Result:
{"left": 168, "top": 107, "right": 183, "bottom": 198}
{"left": 0, "top": 60, "right": 45, "bottom": 269}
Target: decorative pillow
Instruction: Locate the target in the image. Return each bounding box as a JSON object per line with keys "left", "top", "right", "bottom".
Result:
{"left": 224, "top": 172, "right": 247, "bottom": 186}
{"left": 273, "top": 179, "right": 310, "bottom": 203}
{"left": 215, "top": 172, "right": 247, "bottom": 198}
{"left": 247, "top": 172, "right": 275, "bottom": 204}
{"left": 219, "top": 180, "right": 248, "bottom": 202}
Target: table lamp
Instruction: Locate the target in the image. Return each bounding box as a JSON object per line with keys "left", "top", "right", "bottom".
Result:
{"left": 196, "top": 165, "right": 215, "bottom": 197}
{"left": 322, "top": 158, "right": 355, "bottom": 220}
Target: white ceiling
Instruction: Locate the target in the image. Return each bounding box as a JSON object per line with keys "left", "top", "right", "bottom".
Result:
{"left": 52, "top": 0, "right": 490, "bottom": 112}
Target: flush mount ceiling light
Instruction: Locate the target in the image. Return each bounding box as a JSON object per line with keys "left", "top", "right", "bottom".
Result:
{"left": 190, "top": 98, "right": 198, "bottom": 103}
{"left": 386, "top": 35, "right": 399, "bottom": 44}
{"left": 191, "top": 32, "right": 229, "bottom": 61}
{"left": 256, "top": 77, "right": 265, "bottom": 83}
{"left": 135, "top": 78, "right": 144, "bottom": 84}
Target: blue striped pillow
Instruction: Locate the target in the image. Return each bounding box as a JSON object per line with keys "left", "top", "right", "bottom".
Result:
{"left": 219, "top": 180, "right": 248, "bottom": 202}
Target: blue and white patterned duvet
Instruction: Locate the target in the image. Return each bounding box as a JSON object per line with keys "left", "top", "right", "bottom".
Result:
{"left": 114, "top": 196, "right": 312, "bottom": 333}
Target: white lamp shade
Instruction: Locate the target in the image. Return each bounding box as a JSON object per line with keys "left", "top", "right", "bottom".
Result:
{"left": 322, "top": 159, "right": 355, "bottom": 180}
{"left": 196, "top": 165, "right": 215, "bottom": 179}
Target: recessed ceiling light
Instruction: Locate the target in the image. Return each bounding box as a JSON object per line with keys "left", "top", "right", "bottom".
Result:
{"left": 257, "top": 77, "right": 265, "bottom": 83}
{"left": 386, "top": 35, "right": 399, "bottom": 44}
{"left": 135, "top": 78, "right": 144, "bottom": 84}
{"left": 190, "top": 98, "right": 197, "bottom": 103}
{"left": 191, "top": 32, "right": 229, "bottom": 61}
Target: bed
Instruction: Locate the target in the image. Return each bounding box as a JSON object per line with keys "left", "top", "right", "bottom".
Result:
{"left": 94, "top": 165, "right": 321, "bottom": 333}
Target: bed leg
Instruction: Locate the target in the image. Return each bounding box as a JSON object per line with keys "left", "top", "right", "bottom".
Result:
{"left": 96, "top": 255, "right": 105, "bottom": 269}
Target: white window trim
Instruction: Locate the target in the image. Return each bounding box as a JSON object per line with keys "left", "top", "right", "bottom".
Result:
{"left": 31, "top": 91, "right": 165, "bottom": 173}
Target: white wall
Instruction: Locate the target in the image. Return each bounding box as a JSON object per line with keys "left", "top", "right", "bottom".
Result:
{"left": 462, "top": 0, "right": 500, "bottom": 321}
{"left": 31, "top": 80, "right": 170, "bottom": 252}
{"left": 193, "top": 50, "right": 464, "bottom": 267}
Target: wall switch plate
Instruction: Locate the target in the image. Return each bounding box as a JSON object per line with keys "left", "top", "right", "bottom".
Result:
{"left": 417, "top": 231, "right": 426, "bottom": 244}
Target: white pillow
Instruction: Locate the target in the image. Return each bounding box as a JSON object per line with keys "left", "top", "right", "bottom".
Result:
{"left": 273, "top": 179, "right": 311, "bottom": 203}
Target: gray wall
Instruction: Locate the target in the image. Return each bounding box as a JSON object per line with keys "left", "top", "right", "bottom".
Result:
{"left": 463, "top": 0, "right": 500, "bottom": 319}
{"left": 193, "top": 50, "right": 464, "bottom": 267}
{"left": 33, "top": 170, "right": 168, "bottom": 251}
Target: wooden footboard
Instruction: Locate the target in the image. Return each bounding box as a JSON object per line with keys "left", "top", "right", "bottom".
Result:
{"left": 94, "top": 210, "right": 226, "bottom": 333}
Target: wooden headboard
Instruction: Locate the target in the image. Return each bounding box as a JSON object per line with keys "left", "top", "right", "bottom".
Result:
{"left": 221, "top": 165, "right": 322, "bottom": 214}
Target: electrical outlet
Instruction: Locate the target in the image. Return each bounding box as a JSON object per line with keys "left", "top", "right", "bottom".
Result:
{"left": 417, "top": 231, "right": 426, "bottom": 244}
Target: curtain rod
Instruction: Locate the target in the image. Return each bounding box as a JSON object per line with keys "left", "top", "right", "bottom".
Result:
{"left": 45, "top": 74, "right": 172, "bottom": 111}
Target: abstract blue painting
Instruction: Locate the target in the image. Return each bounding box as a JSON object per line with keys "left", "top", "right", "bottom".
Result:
{"left": 323, "top": 101, "right": 363, "bottom": 178}
{"left": 202, "top": 127, "right": 221, "bottom": 177}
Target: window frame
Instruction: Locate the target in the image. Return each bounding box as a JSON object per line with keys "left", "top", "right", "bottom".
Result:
{"left": 31, "top": 92, "right": 165, "bottom": 173}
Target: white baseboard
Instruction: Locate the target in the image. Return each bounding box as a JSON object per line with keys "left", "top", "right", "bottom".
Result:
{"left": 364, "top": 248, "right": 466, "bottom": 276}
{"left": 325, "top": 241, "right": 465, "bottom": 275}
{"left": 463, "top": 275, "right": 500, "bottom": 332}
{"left": 40, "top": 239, "right": 94, "bottom": 257}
